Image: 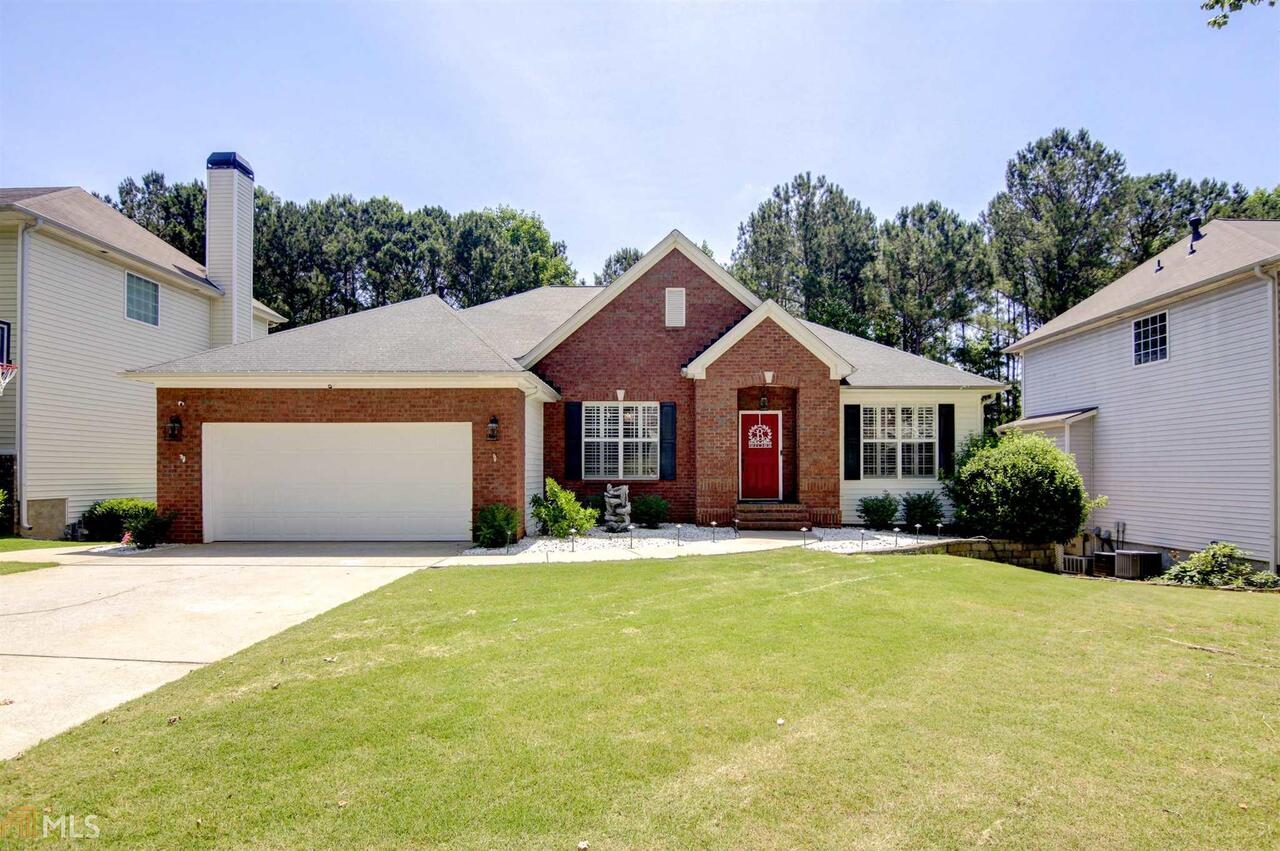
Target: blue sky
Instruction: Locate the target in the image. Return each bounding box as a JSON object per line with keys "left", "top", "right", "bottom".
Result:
{"left": 2, "top": 1, "right": 1277, "bottom": 277}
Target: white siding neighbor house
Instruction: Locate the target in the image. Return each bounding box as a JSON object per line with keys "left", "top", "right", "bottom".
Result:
{"left": 0, "top": 152, "right": 285, "bottom": 538}
{"left": 1006, "top": 218, "right": 1280, "bottom": 569}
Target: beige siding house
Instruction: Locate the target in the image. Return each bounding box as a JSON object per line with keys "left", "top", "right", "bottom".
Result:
{"left": 0, "top": 152, "right": 285, "bottom": 538}
{"left": 1006, "top": 218, "right": 1280, "bottom": 569}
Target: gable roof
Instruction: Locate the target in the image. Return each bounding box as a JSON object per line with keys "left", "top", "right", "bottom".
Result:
{"left": 518, "top": 229, "right": 762, "bottom": 366}
{"left": 130, "top": 295, "right": 522, "bottom": 375}
{"left": 804, "top": 322, "right": 1006, "bottom": 389}
{"left": 1, "top": 185, "right": 286, "bottom": 325}
{"left": 460, "top": 285, "right": 603, "bottom": 358}
{"left": 1008, "top": 219, "right": 1280, "bottom": 354}
{"left": 683, "top": 300, "right": 854, "bottom": 380}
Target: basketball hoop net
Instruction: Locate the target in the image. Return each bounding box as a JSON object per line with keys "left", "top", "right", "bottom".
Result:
{"left": 0, "top": 364, "right": 16, "bottom": 397}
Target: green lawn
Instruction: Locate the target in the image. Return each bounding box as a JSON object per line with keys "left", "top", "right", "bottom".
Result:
{"left": 0, "top": 561, "right": 57, "bottom": 576}
{"left": 2, "top": 551, "right": 1277, "bottom": 849}
{"left": 0, "top": 536, "right": 95, "bottom": 553}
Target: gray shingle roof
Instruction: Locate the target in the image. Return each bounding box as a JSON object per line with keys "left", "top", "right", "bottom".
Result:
{"left": 803, "top": 322, "right": 1005, "bottom": 389}
{"left": 460, "top": 286, "right": 603, "bottom": 358}
{"left": 1008, "top": 219, "right": 1280, "bottom": 353}
{"left": 1, "top": 185, "right": 285, "bottom": 323}
{"left": 132, "top": 295, "right": 522, "bottom": 374}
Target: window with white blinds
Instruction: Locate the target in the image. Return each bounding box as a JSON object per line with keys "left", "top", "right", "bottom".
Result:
{"left": 862, "top": 405, "right": 937, "bottom": 478}
{"left": 583, "top": 402, "right": 660, "bottom": 479}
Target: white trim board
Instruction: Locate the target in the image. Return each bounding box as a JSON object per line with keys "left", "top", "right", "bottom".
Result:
{"left": 519, "top": 229, "right": 761, "bottom": 367}
{"left": 683, "top": 300, "right": 854, "bottom": 381}
{"left": 120, "top": 370, "right": 561, "bottom": 401}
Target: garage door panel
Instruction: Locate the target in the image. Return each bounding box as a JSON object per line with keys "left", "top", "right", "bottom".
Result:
{"left": 203, "top": 423, "right": 472, "bottom": 541}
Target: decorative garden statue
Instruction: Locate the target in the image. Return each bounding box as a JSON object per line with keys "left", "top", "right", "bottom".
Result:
{"left": 602, "top": 483, "right": 631, "bottom": 532}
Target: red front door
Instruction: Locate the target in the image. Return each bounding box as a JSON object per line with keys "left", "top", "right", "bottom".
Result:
{"left": 740, "top": 411, "right": 782, "bottom": 500}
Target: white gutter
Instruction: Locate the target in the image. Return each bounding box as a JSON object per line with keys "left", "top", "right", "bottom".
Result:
{"left": 15, "top": 220, "right": 35, "bottom": 530}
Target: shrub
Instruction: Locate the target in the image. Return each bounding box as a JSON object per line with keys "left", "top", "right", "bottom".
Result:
{"left": 579, "top": 493, "right": 606, "bottom": 525}
{"left": 857, "top": 492, "right": 899, "bottom": 530}
{"left": 530, "top": 478, "right": 599, "bottom": 538}
{"left": 901, "top": 491, "right": 945, "bottom": 532}
{"left": 81, "top": 498, "right": 157, "bottom": 542}
{"left": 943, "top": 430, "right": 1105, "bottom": 544}
{"left": 1159, "top": 542, "right": 1280, "bottom": 589}
{"left": 473, "top": 503, "right": 519, "bottom": 549}
{"left": 633, "top": 494, "right": 670, "bottom": 529}
{"left": 123, "top": 509, "right": 176, "bottom": 550}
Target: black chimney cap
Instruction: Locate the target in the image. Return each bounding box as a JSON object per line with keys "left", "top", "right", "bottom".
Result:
{"left": 206, "top": 152, "right": 254, "bottom": 180}
{"left": 1188, "top": 214, "right": 1204, "bottom": 238}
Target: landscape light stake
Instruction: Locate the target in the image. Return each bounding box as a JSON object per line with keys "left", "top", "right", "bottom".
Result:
{"left": 801, "top": 526, "right": 809, "bottom": 547}
{"left": 893, "top": 527, "right": 900, "bottom": 547}
{"left": 936, "top": 523, "right": 943, "bottom": 539}
{"left": 506, "top": 529, "right": 513, "bottom": 555}
{"left": 860, "top": 529, "right": 866, "bottom": 552}
{"left": 733, "top": 518, "right": 740, "bottom": 538}
{"left": 915, "top": 523, "right": 922, "bottom": 544}
{"left": 570, "top": 528, "right": 577, "bottom": 552}
{"left": 675, "top": 524, "right": 682, "bottom": 546}
{"left": 628, "top": 524, "right": 635, "bottom": 549}
{"left": 711, "top": 521, "right": 718, "bottom": 543}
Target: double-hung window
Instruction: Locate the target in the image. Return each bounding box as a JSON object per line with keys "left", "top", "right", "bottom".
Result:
{"left": 862, "top": 404, "right": 936, "bottom": 479}
{"left": 583, "top": 402, "right": 659, "bottom": 479}
{"left": 1133, "top": 312, "right": 1167, "bottom": 365}
{"left": 126, "top": 272, "right": 160, "bottom": 326}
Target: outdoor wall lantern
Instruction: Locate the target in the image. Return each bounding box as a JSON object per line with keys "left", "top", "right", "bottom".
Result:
{"left": 486, "top": 415, "right": 500, "bottom": 441}
{"left": 758, "top": 391, "right": 770, "bottom": 410}
{"left": 165, "top": 415, "right": 183, "bottom": 442}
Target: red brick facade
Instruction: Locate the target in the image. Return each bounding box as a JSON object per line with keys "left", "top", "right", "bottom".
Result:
{"left": 156, "top": 387, "right": 525, "bottom": 543}
{"left": 694, "top": 319, "right": 842, "bottom": 527}
{"left": 535, "top": 250, "right": 751, "bottom": 520}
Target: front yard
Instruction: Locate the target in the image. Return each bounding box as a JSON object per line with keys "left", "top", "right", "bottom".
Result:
{"left": 2, "top": 550, "right": 1277, "bottom": 849}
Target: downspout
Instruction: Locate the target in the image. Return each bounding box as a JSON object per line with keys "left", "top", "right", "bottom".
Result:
{"left": 15, "top": 219, "right": 38, "bottom": 530}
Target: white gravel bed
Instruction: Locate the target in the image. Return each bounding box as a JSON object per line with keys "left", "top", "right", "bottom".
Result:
{"left": 806, "top": 528, "right": 958, "bottom": 554}
{"left": 463, "top": 522, "right": 730, "bottom": 556}
{"left": 84, "top": 542, "right": 181, "bottom": 556}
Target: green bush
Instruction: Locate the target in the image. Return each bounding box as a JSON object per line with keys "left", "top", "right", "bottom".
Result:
{"left": 901, "top": 491, "right": 945, "bottom": 531}
{"left": 578, "top": 493, "right": 606, "bottom": 525}
{"left": 123, "top": 509, "right": 176, "bottom": 550}
{"left": 633, "top": 494, "right": 670, "bottom": 529}
{"left": 81, "top": 498, "right": 158, "bottom": 542}
{"left": 530, "top": 478, "right": 599, "bottom": 538}
{"left": 943, "top": 430, "right": 1105, "bottom": 544}
{"left": 473, "top": 503, "right": 519, "bottom": 549}
{"left": 1159, "top": 542, "right": 1280, "bottom": 589}
{"left": 857, "top": 492, "right": 900, "bottom": 530}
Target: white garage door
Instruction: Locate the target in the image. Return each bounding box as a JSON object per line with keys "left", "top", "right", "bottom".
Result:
{"left": 202, "top": 423, "right": 472, "bottom": 542}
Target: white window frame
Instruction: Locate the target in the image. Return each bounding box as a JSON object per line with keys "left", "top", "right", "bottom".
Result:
{"left": 861, "top": 404, "right": 938, "bottom": 480}
{"left": 665, "top": 287, "right": 686, "bottom": 328}
{"left": 1132, "top": 311, "right": 1168, "bottom": 366}
{"left": 125, "top": 271, "right": 160, "bottom": 327}
{"left": 582, "top": 402, "right": 660, "bottom": 480}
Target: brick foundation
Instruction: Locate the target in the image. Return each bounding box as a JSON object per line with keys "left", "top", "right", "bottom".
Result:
{"left": 156, "top": 387, "right": 526, "bottom": 543}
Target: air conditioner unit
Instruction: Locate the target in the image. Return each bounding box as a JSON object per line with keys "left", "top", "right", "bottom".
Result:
{"left": 1115, "top": 550, "right": 1161, "bottom": 580}
{"left": 1060, "top": 555, "right": 1091, "bottom": 575}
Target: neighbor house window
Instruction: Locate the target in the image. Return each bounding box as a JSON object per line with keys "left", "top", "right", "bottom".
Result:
{"left": 1133, "top": 312, "right": 1167, "bottom": 365}
{"left": 126, "top": 272, "right": 159, "bottom": 326}
{"left": 583, "top": 402, "right": 660, "bottom": 479}
{"left": 862, "top": 405, "right": 936, "bottom": 478}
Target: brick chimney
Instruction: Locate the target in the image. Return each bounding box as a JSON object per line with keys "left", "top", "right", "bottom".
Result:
{"left": 205, "top": 152, "right": 254, "bottom": 346}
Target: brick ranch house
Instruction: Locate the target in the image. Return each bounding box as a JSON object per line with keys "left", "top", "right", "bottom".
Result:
{"left": 129, "top": 229, "right": 1005, "bottom": 543}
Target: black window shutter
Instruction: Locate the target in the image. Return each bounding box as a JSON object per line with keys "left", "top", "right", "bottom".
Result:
{"left": 843, "top": 404, "right": 861, "bottom": 480}
{"left": 659, "top": 402, "right": 677, "bottom": 480}
{"left": 938, "top": 403, "right": 956, "bottom": 476}
{"left": 564, "top": 401, "right": 582, "bottom": 480}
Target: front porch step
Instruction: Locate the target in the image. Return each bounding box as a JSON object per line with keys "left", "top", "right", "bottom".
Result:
{"left": 735, "top": 503, "right": 810, "bottom": 531}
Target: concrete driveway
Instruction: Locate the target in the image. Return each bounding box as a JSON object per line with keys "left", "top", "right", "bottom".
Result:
{"left": 0, "top": 542, "right": 464, "bottom": 759}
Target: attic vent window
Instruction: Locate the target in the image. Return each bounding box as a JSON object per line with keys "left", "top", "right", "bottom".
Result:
{"left": 1133, "top": 312, "right": 1168, "bottom": 365}
{"left": 665, "top": 287, "right": 686, "bottom": 328}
